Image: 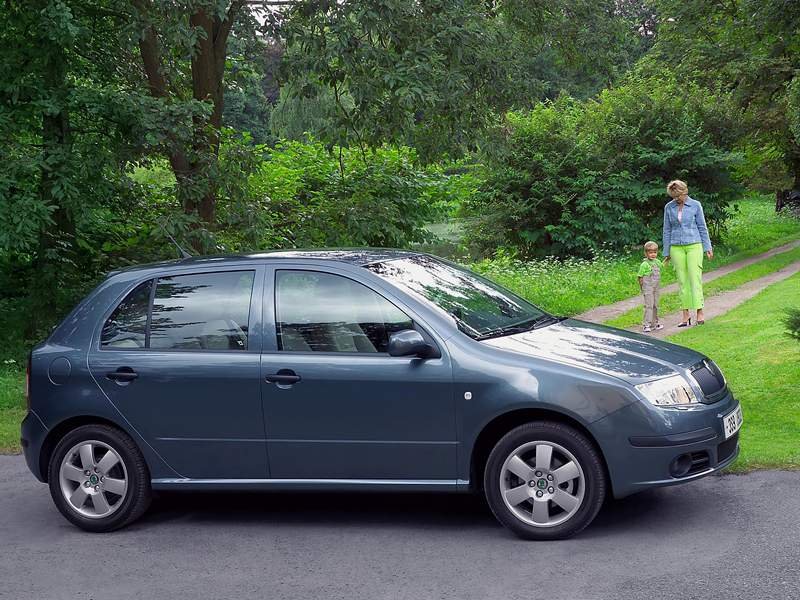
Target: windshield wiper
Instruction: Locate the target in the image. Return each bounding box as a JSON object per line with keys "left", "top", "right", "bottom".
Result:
{"left": 474, "top": 314, "right": 559, "bottom": 340}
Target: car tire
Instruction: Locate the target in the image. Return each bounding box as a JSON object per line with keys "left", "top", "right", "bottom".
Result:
{"left": 47, "top": 424, "right": 152, "bottom": 532}
{"left": 484, "top": 421, "right": 606, "bottom": 540}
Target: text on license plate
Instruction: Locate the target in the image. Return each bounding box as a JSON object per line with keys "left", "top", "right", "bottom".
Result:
{"left": 723, "top": 405, "right": 743, "bottom": 440}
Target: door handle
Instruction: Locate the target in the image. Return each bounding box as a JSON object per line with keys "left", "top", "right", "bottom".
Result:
{"left": 265, "top": 370, "right": 301, "bottom": 385}
{"left": 106, "top": 367, "right": 138, "bottom": 383}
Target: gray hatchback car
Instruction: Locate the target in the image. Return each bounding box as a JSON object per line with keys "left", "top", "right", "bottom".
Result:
{"left": 21, "top": 250, "right": 742, "bottom": 539}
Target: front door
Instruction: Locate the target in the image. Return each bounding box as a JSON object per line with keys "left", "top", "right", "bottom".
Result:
{"left": 88, "top": 267, "right": 267, "bottom": 479}
{"left": 260, "top": 267, "right": 456, "bottom": 481}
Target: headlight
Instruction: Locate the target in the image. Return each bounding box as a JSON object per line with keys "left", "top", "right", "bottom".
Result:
{"left": 636, "top": 374, "right": 699, "bottom": 406}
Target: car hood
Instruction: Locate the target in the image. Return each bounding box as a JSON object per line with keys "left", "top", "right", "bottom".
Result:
{"left": 480, "top": 318, "right": 705, "bottom": 383}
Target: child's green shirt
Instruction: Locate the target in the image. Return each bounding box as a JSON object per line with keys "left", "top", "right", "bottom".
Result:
{"left": 637, "top": 257, "right": 663, "bottom": 277}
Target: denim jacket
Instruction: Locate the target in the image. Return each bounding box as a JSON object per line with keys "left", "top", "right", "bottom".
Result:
{"left": 662, "top": 197, "right": 712, "bottom": 257}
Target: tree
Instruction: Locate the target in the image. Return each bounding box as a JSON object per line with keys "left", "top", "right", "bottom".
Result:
{"left": 0, "top": 0, "right": 145, "bottom": 332}
{"left": 129, "top": 0, "right": 250, "bottom": 247}
{"left": 651, "top": 0, "right": 800, "bottom": 190}
{"left": 266, "top": 0, "right": 658, "bottom": 161}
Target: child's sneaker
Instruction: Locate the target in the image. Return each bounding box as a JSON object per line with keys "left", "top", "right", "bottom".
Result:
{"left": 654, "top": 323, "right": 664, "bottom": 330}
{"left": 643, "top": 325, "right": 653, "bottom": 333}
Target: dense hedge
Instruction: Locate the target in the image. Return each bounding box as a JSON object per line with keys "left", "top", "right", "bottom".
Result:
{"left": 462, "top": 78, "right": 742, "bottom": 257}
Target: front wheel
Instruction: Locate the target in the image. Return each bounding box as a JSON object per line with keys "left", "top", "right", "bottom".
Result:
{"left": 48, "top": 424, "right": 152, "bottom": 532}
{"left": 484, "top": 421, "right": 606, "bottom": 540}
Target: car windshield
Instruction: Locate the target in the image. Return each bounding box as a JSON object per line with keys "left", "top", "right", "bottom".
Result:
{"left": 365, "top": 255, "right": 551, "bottom": 339}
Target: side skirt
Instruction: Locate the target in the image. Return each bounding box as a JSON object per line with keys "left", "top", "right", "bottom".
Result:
{"left": 151, "top": 478, "right": 471, "bottom": 493}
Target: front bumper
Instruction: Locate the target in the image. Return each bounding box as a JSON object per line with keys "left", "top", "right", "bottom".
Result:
{"left": 20, "top": 410, "right": 49, "bottom": 482}
{"left": 591, "top": 389, "right": 741, "bottom": 498}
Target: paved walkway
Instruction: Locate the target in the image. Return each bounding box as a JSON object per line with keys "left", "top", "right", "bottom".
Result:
{"left": 637, "top": 260, "right": 800, "bottom": 338}
{"left": 576, "top": 240, "right": 800, "bottom": 323}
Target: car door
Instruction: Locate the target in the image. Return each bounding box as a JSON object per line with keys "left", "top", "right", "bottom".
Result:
{"left": 260, "top": 265, "right": 457, "bottom": 481}
{"left": 88, "top": 266, "right": 268, "bottom": 479}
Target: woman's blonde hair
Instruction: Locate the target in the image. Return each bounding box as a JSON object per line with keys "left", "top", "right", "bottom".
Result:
{"left": 667, "top": 180, "right": 688, "bottom": 198}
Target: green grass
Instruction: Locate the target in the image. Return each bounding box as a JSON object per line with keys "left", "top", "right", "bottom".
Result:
{"left": 0, "top": 366, "right": 25, "bottom": 454}
{"left": 470, "top": 195, "right": 800, "bottom": 316}
{"left": 666, "top": 273, "right": 800, "bottom": 471}
{"left": 606, "top": 245, "right": 800, "bottom": 328}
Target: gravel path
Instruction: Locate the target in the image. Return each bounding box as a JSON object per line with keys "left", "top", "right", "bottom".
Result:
{"left": 628, "top": 260, "right": 800, "bottom": 338}
{"left": 576, "top": 240, "right": 800, "bottom": 323}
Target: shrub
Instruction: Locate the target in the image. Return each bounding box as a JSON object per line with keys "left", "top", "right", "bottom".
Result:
{"left": 239, "top": 139, "right": 462, "bottom": 250}
{"left": 785, "top": 308, "right": 800, "bottom": 342}
{"left": 463, "top": 77, "right": 741, "bottom": 258}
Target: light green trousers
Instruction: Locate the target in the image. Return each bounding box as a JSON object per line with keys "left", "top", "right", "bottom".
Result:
{"left": 670, "top": 243, "right": 704, "bottom": 309}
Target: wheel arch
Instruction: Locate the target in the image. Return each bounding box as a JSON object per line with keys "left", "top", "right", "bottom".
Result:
{"left": 38, "top": 415, "right": 130, "bottom": 483}
{"left": 469, "top": 408, "right": 611, "bottom": 493}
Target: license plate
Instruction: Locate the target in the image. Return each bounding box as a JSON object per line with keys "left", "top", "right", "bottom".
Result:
{"left": 723, "top": 405, "right": 743, "bottom": 439}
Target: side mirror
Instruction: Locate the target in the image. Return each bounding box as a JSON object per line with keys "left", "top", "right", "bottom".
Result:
{"left": 387, "top": 329, "right": 437, "bottom": 358}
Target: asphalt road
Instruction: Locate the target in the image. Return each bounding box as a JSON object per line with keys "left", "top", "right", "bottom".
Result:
{"left": 1, "top": 455, "right": 798, "bottom": 600}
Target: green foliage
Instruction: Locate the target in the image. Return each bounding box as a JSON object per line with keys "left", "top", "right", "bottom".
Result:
{"left": 271, "top": 0, "right": 650, "bottom": 162}
{"left": 463, "top": 77, "right": 741, "bottom": 257}
{"left": 235, "top": 140, "right": 461, "bottom": 249}
{"left": 652, "top": 0, "right": 800, "bottom": 188}
{"left": 784, "top": 308, "right": 800, "bottom": 343}
{"left": 269, "top": 84, "right": 343, "bottom": 143}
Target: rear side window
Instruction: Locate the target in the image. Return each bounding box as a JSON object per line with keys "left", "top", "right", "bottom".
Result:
{"left": 101, "top": 280, "right": 153, "bottom": 349}
{"left": 150, "top": 271, "right": 255, "bottom": 351}
{"left": 275, "top": 270, "right": 412, "bottom": 353}
{"left": 100, "top": 271, "right": 255, "bottom": 351}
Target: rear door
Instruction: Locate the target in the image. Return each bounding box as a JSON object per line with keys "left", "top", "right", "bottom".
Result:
{"left": 260, "top": 265, "right": 457, "bottom": 481}
{"left": 88, "top": 266, "right": 268, "bottom": 479}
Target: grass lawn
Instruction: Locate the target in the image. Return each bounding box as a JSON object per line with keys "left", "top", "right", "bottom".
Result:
{"left": 667, "top": 273, "right": 800, "bottom": 471}
{"left": 471, "top": 195, "right": 800, "bottom": 316}
{"left": 606, "top": 245, "right": 800, "bottom": 328}
{"left": 0, "top": 367, "right": 25, "bottom": 454}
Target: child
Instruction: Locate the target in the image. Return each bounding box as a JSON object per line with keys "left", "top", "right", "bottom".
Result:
{"left": 638, "top": 241, "right": 664, "bottom": 332}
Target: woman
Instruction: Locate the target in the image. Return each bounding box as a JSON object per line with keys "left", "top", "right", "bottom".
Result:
{"left": 662, "top": 180, "right": 713, "bottom": 326}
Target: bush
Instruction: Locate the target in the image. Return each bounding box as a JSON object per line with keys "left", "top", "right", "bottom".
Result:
{"left": 463, "top": 77, "right": 741, "bottom": 258}
{"left": 785, "top": 308, "right": 800, "bottom": 342}
{"left": 237, "top": 140, "right": 461, "bottom": 250}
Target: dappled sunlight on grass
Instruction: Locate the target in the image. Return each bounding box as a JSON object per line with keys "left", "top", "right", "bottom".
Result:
{"left": 667, "top": 274, "right": 800, "bottom": 471}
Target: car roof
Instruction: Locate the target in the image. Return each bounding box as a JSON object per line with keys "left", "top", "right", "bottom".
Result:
{"left": 108, "top": 248, "right": 425, "bottom": 276}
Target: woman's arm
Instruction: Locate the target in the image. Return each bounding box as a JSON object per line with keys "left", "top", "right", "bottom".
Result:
{"left": 662, "top": 204, "right": 671, "bottom": 257}
{"left": 694, "top": 201, "right": 712, "bottom": 255}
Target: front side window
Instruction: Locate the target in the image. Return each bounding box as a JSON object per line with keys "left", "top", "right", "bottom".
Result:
{"left": 365, "top": 255, "right": 548, "bottom": 339}
{"left": 275, "top": 270, "right": 413, "bottom": 353}
{"left": 101, "top": 280, "right": 153, "bottom": 349}
{"left": 149, "top": 271, "right": 255, "bottom": 350}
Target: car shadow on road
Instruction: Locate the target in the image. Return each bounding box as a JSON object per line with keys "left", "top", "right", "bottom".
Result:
{"left": 141, "top": 487, "right": 672, "bottom": 539}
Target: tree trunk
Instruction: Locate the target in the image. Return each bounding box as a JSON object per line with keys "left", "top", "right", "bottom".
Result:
{"left": 135, "top": 1, "right": 243, "bottom": 250}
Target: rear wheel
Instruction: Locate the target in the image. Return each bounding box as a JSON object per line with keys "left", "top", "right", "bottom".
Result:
{"left": 48, "top": 424, "right": 151, "bottom": 532}
{"left": 484, "top": 421, "right": 606, "bottom": 540}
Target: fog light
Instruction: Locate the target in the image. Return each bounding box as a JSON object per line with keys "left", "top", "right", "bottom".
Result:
{"left": 669, "top": 453, "right": 693, "bottom": 478}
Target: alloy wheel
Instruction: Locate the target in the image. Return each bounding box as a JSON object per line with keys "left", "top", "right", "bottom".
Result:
{"left": 58, "top": 440, "right": 128, "bottom": 519}
{"left": 499, "top": 440, "right": 585, "bottom": 527}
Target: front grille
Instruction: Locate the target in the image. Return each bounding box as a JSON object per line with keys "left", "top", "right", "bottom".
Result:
{"left": 690, "top": 360, "right": 727, "bottom": 402}
{"left": 717, "top": 433, "right": 739, "bottom": 464}
{"left": 687, "top": 451, "right": 710, "bottom": 475}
